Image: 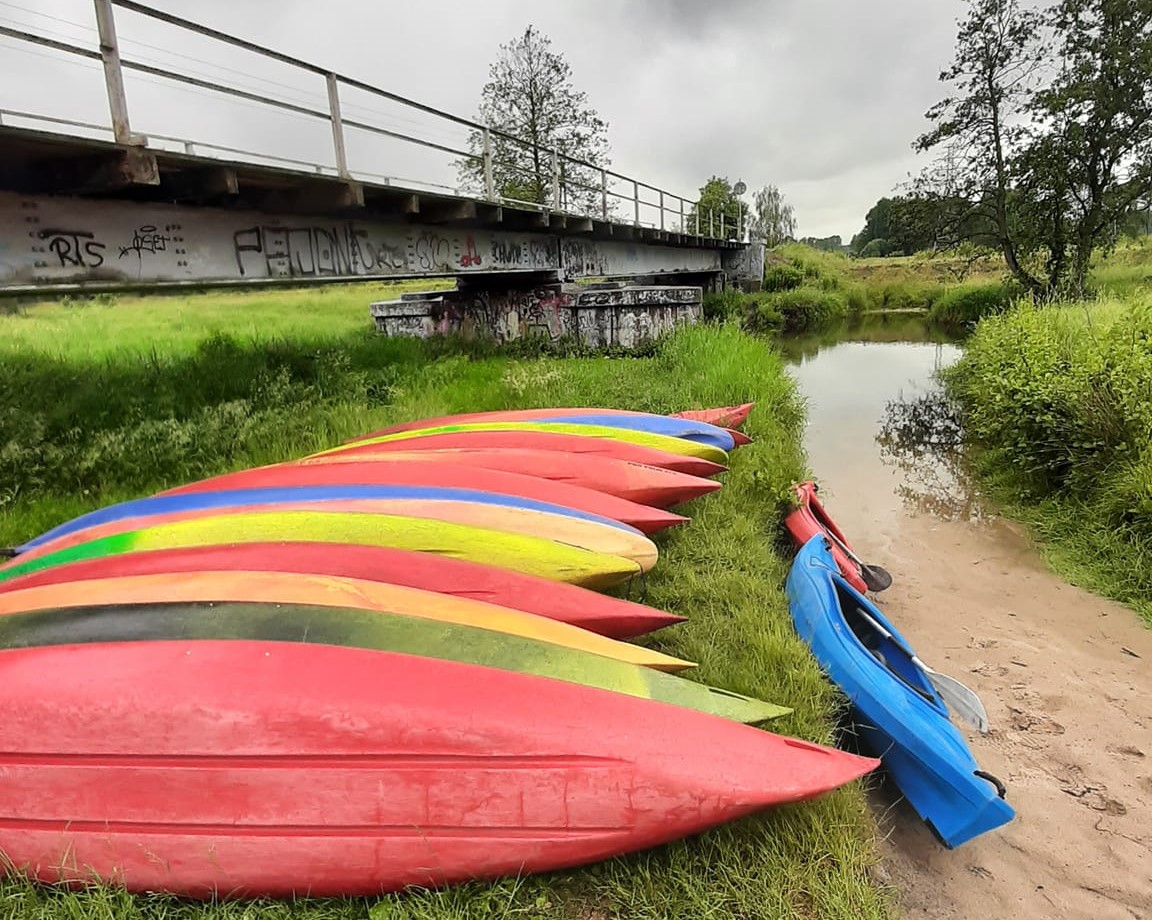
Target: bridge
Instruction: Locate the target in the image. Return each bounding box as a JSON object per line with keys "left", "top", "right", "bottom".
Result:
{"left": 2, "top": 0, "right": 755, "bottom": 345}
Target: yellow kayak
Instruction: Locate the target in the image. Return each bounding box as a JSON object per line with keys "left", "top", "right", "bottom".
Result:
{"left": 0, "top": 510, "right": 643, "bottom": 590}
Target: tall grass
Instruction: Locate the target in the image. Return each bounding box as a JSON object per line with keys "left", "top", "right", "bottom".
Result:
{"left": 0, "top": 297, "right": 889, "bottom": 919}
{"left": 945, "top": 294, "right": 1152, "bottom": 624}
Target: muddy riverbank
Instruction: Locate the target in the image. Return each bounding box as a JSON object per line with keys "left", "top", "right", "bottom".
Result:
{"left": 785, "top": 324, "right": 1152, "bottom": 919}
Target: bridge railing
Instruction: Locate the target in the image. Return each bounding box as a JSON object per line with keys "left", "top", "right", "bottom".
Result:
{"left": 0, "top": 0, "right": 742, "bottom": 241}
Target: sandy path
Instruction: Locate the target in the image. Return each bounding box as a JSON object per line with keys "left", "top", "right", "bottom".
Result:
{"left": 840, "top": 502, "right": 1152, "bottom": 919}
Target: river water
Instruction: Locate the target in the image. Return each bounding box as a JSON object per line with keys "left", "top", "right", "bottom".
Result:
{"left": 778, "top": 313, "right": 1152, "bottom": 920}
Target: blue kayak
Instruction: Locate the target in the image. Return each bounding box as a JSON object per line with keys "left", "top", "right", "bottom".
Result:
{"left": 18, "top": 485, "right": 642, "bottom": 552}
{"left": 786, "top": 535, "right": 1014, "bottom": 847}
{"left": 540, "top": 414, "right": 736, "bottom": 452}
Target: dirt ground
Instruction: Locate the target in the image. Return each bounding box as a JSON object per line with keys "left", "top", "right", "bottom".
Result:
{"left": 844, "top": 507, "right": 1152, "bottom": 920}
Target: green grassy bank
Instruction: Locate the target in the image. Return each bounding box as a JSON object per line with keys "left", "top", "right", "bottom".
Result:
{"left": 944, "top": 294, "right": 1152, "bottom": 625}
{"left": 0, "top": 291, "right": 888, "bottom": 919}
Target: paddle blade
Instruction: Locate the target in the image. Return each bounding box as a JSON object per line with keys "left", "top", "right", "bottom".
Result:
{"left": 860, "top": 563, "right": 893, "bottom": 593}
{"left": 924, "top": 669, "right": 990, "bottom": 734}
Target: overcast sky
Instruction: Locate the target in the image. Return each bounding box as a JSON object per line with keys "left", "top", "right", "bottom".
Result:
{"left": 2, "top": 0, "right": 968, "bottom": 240}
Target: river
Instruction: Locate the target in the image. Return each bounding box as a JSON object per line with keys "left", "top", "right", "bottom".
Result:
{"left": 781, "top": 315, "right": 1152, "bottom": 920}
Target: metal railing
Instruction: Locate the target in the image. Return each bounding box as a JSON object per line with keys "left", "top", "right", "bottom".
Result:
{"left": 0, "top": 0, "right": 743, "bottom": 241}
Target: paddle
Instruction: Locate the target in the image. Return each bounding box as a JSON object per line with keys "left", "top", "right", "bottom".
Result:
{"left": 823, "top": 528, "right": 893, "bottom": 593}
{"left": 852, "top": 601, "right": 990, "bottom": 734}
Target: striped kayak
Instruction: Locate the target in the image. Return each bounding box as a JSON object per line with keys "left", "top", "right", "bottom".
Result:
{"left": 159, "top": 461, "right": 684, "bottom": 536}
{"left": 786, "top": 536, "right": 1014, "bottom": 847}
{"left": 17, "top": 486, "right": 658, "bottom": 572}
{"left": 0, "top": 543, "right": 684, "bottom": 639}
{"left": 0, "top": 511, "right": 642, "bottom": 589}
{"left": 299, "top": 448, "right": 722, "bottom": 507}
{"left": 0, "top": 572, "right": 690, "bottom": 671}
{"left": 0, "top": 602, "right": 787, "bottom": 723}
{"left": 316, "top": 429, "right": 726, "bottom": 476}
{"left": 350, "top": 410, "right": 735, "bottom": 451}
{"left": 357, "top": 404, "right": 755, "bottom": 438}
{"left": 13, "top": 489, "right": 659, "bottom": 573}
{"left": 0, "top": 639, "right": 871, "bottom": 896}
{"left": 323, "top": 422, "right": 730, "bottom": 465}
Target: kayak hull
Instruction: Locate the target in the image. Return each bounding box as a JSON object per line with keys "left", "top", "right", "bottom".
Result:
{"left": 0, "top": 543, "right": 683, "bottom": 639}
{"left": 784, "top": 481, "right": 870, "bottom": 594}
{"left": 158, "top": 462, "right": 685, "bottom": 535}
{"left": 0, "top": 639, "right": 874, "bottom": 897}
{"left": 315, "top": 429, "right": 726, "bottom": 476}
{"left": 356, "top": 404, "right": 753, "bottom": 440}
{"left": 17, "top": 490, "right": 659, "bottom": 573}
{"left": 329, "top": 422, "right": 730, "bottom": 465}
{"left": 0, "top": 572, "right": 689, "bottom": 671}
{"left": 0, "top": 511, "right": 642, "bottom": 590}
{"left": 300, "top": 448, "right": 722, "bottom": 508}
{"left": 0, "top": 602, "right": 786, "bottom": 723}
{"left": 786, "top": 536, "right": 1014, "bottom": 847}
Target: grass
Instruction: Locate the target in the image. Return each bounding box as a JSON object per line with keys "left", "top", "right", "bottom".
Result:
{"left": 944, "top": 293, "right": 1152, "bottom": 625}
{"left": 0, "top": 290, "right": 890, "bottom": 919}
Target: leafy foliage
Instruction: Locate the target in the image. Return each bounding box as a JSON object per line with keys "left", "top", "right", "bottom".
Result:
{"left": 945, "top": 295, "right": 1152, "bottom": 620}
{"left": 750, "top": 185, "right": 797, "bottom": 246}
{"left": 927, "top": 281, "right": 1019, "bottom": 327}
{"left": 688, "top": 177, "right": 749, "bottom": 238}
{"left": 918, "top": 0, "right": 1152, "bottom": 296}
{"left": 458, "top": 26, "right": 609, "bottom": 213}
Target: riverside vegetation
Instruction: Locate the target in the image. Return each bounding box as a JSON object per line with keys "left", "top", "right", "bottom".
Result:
{"left": 0, "top": 288, "right": 890, "bottom": 920}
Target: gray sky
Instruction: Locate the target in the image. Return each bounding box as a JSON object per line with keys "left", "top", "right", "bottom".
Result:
{"left": 1, "top": 1, "right": 967, "bottom": 240}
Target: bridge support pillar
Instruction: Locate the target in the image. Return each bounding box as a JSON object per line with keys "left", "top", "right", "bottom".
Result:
{"left": 370, "top": 279, "right": 702, "bottom": 351}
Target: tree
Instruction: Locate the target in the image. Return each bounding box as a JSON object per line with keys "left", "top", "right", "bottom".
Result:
{"left": 750, "top": 185, "right": 796, "bottom": 246}
{"left": 799, "top": 235, "right": 844, "bottom": 252}
{"left": 688, "top": 177, "right": 749, "bottom": 238}
{"left": 918, "top": 0, "right": 1152, "bottom": 295}
{"left": 458, "top": 26, "right": 609, "bottom": 213}
{"left": 916, "top": 0, "right": 1043, "bottom": 286}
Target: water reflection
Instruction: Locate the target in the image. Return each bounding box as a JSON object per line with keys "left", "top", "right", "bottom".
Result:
{"left": 783, "top": 314, "right": 983, "bottom": 525}
{"left": 876, "top": 389, "right": 987, "bottom": 522}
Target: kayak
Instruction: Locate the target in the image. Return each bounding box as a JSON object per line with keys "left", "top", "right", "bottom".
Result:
{"left": 785, "top": 481, "right": 873, "bottom": 594}
{"left": 316, "top": 429, "right": 726, "bottom": 476}
{"left": 300, "top": 449, "right": 722, "bottom": 508}
{"left": 786, "top": 535, "right": 1014, "bottom": 847}
{"left": 17, "top": 486, "right": 658, "bottom": 571}
{"left": 0, "top": 511, "right": 643, "bottom": 589}
{"left": 0, "top": 602, "right": 787, "bottom": 724}
{"left": 322, "top": 422, "right": 730, "bottom": 465}
{"left": 0, "top": 639, "right": 873, "bottom": 896}
{"left": 0, "top": 572, "right": 690, "bottom": 671}
{"left": 11, "top": 490, "right": 658, "bottom": 574}
{"left": 349, "top": 411, "right": 735, "bottom": 452}
{"left": 355, "top": 404, "right": 754, "bottom": 438}
{"left": 673, "top": 403, "right": 754, "bottom": 429}
{"left": 0, "top": 543, "right": 684, "bottom": 639}
{"left": 159, "top": 462, "right": 685, "bottom": 536}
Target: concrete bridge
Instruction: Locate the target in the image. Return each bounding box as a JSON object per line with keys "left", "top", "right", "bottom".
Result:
{"left": 0, "top": 1, "right": 760, "bottom": 344}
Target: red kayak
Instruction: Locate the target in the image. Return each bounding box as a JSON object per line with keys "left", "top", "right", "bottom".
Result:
{"left": 784, "top": 482, "right": 878, "bottom": 594}
{"left": 673, "top": 403, "right": 754, "bottom": 430}
{"left": 301, "top": 448, "right": 721, "bottom": 508}
{"left": 0, "top": 640, "right": 878, "bottom": 896}
{"left": 0, "top": 543, "right": 683, "bottom": 639}
{"left": 320, "top": 430, "right": 726, "bottom": 477}
{"left": 159, "top": 462, "right": 685, "bottom": 536}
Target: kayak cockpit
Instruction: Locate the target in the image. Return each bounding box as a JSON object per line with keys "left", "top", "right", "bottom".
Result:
{"left": 833, "top": 581, "right": 942, "bottom": 709}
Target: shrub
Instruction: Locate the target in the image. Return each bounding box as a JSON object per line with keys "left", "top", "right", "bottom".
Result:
{"left": 859, "top": 238, "right": 893, "bottom": 258}
{"left": 929, "top": 281, "right": 1018, "bottom": 327}
{"left": 702, "top": 288, "right": 745, "bottom": 322}
{"left": 763, "top": 285, "right": 849, "bottom": 334}
{"left": 763, "top": 263, "right": 805, "bottom": 292}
